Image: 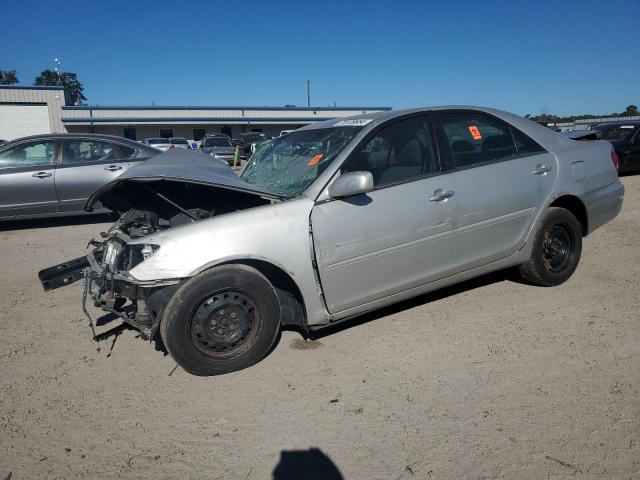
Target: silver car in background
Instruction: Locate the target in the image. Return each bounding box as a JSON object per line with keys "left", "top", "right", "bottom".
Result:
{"left": 199, "top": 135, "right": 240, "bottom": 165}
{"left": 0, "top": 134, "right": 159, "bottom": 220}
{"left": 169, "top": 137, "right": 191, "bottom": 150}
{"left": 142, "top": 137, "right": 172, "bottom": 151}
{"left": 41, "top": 106, "right": 624, "bottom": 376}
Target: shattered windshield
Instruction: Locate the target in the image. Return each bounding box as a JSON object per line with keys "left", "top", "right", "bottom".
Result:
{"left": 240, "top": 127, "right": 361, "bottom": 198}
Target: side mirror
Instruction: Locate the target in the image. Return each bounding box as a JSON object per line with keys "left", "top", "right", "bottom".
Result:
{"left": 329, "top": 171, "right": 374, "bottom": 198}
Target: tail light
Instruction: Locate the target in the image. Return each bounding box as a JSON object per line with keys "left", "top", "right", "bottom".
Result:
{"left": 167, "top": 144, "right": 174, "bottom": 151}
{"left": 610, "top": 150, "right": 620, "bottom": 171}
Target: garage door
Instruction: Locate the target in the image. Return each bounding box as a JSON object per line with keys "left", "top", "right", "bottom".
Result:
{"left": 0, "top": 104, "right": 51, "bottom": 140}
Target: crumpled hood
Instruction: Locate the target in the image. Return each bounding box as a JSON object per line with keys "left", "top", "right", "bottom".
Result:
{"left": 85, "top": 149, "right": 282, "bottom": 210}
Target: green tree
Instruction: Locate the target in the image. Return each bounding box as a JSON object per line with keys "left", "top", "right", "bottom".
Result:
{"left": 621, "top": 105, "right": 638, "bottom": 117}
{"left": 0, "top": 70, "right": 19, "bottom": 85}
{"left": 34, "top": 69, "right": 87, "bottom": 105}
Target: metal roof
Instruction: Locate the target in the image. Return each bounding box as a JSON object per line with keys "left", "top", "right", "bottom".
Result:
{"left": 62, "top": 105, "right": 392, "bottom": 111}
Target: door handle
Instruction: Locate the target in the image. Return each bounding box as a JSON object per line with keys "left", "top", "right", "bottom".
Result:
{"left": 532, "top": 164, "right": 551, "bottom": 175}
{"left": 105, "top": 165, "right": 123, "bottom": 171}
{"left": 32, "top": 171, "right": 52, "bottom": 178}
{"left": 429, "top": 189, "right": 455, "bottom": 202}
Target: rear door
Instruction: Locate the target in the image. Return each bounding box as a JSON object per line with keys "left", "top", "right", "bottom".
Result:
{"left": 311, "top": 114, "right": 458, "bottom": 313}
{"left": 54, "top": 139, "right": 132, "bottom": 212}
{"left": 0, "top": 139, "right": 60, "bottom": 218}
{"left": 434, "top": 110, "right": 558, "bottom": 270}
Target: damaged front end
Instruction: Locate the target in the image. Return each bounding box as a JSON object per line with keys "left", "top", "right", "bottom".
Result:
{"left": 40, "top": 208, "right": 186, "bottom": 341}
{"left": 38, "top": 150, "right": 282, "bottom": 342}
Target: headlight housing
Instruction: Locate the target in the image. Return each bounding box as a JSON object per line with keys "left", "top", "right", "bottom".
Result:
{"left": 101, "top": 242, "right": 160, "bottom": 271}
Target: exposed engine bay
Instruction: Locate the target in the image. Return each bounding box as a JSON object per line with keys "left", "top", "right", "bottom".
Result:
{"left": 39, "top": 179, "right": 274, "bottom": 341}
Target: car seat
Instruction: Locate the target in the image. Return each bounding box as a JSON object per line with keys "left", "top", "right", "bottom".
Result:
{"left": 482, "top": 135, "right": 516, "bottom": 162}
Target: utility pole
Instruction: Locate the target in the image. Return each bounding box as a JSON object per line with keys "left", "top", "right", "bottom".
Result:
{"left": 53, "top": 58, "right": 62, "bottom": 86}
{"left": 306, "top": 76, "right": 311, "bottom": 108}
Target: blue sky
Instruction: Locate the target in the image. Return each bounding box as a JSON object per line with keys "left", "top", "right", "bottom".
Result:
{"left": 1, "top": 0, "right": 638, "bottom": 116}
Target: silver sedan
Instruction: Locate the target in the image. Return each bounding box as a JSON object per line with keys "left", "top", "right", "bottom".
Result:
{"left": 41, "top": 106, "right": 624, "bottom": 376}
{"left": 0, "top": 134, "right": 159, "bottom": 220}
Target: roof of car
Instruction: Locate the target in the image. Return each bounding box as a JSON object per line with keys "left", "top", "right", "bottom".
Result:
{"left": 0, "top": 133, "right": 149, "bottom": 149}
{"left": 594, "top": 120, "right": 640, "bottom": 128}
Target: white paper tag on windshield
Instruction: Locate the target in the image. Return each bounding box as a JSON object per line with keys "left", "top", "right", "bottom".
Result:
{"left": 334, "top": 118, "right": 374, "bottom": 127}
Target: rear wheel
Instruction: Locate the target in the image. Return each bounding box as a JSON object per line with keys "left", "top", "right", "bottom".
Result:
{"left": 160, "top": 264, "right": 280, "bottom": 376}
{"left": 518, "top": 207, "right": 582, "bottom": 286}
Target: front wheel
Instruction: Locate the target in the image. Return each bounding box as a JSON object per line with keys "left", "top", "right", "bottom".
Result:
{"left": 518, "top": 207, "right": 583, "bottom": 286}
{"left": 160, "top": 264, "right": 280, "bottom": 376}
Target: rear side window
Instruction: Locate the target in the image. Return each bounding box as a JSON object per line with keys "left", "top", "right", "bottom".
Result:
{"left": 343, "top": 115, "right": 439, "bottom": 187}
{"left": 440, "top": 113, "right": 518, "bottom": 167}
{"left": 62, "top": 140, "right": 114, "bottom": 164}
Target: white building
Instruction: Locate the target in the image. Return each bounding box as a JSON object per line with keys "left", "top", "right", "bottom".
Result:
{"left": 0, "top": 85, "right": 391, "bottom": 141}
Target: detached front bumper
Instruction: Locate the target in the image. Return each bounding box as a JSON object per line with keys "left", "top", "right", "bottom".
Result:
{"left": 39, "top": 252, "right": 181, "bottom": 341}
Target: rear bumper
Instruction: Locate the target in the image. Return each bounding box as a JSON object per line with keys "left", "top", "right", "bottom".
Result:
{"left": 583, "top": 180, "right": 625, "bottom": 234}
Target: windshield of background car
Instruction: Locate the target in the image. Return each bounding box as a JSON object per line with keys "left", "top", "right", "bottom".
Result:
{"left": 597, "top": 125, "right": 637, "bottom": 141}
{"left": 148, "top": 138, "right": 169, "bottom": 145}
{"left": 240, "top": 127, "right": 361, "bottom": 198}
{"left": 205, "top": 137, "right": 232, "bottom": 147}
{"left": 170, "top": 138, "right": 188, "bottom": 144}
{"left": 245, "top": 134, "right": 266, "bottom": 142}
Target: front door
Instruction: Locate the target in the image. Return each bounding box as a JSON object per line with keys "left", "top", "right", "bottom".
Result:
{"left": 311, "top": 114, "right": 458, "bottom": 313}
{"left": 55, "top": 139, "right": 131, "bottom": 212}
{"left": 0, "top": 139, "right": 59, "bottom": 218}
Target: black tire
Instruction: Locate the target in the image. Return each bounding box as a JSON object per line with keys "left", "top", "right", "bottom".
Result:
{"left": 518, "top": 207, "right": 583, "bottom": 286}
{"left": 160, "top": 264, "right": 280, "bottom": 376}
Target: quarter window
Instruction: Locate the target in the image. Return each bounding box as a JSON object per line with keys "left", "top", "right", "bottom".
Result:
{"left": 118, "top": 145, "right": 136, "bottom": 158}
{"left": 440, "top": 113, "right": 518, "bottom": 167}
{"left": 343, "top": 116, "right": 438, "bottom": 187}
{"left": 62, "top": 140, "right": 115, "bottom": 164}
{"left": 0, "top": 141, "right": 57, "bottom": 169}
{"left": 512, "top": 128, "right": 545, "bottom": 155}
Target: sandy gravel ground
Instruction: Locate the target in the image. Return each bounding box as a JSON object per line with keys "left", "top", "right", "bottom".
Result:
{"left": 1, "top": 177, "right": 638, "bottom": 480}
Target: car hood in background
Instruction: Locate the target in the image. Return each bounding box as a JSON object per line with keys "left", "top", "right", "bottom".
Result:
{"left": 202, "top": 146, "right": 235, "bottom": 155}
{"left": 85, "top": 149, "right": 283, "bottom": 210}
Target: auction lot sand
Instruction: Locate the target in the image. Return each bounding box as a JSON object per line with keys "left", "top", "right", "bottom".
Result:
{"left": 1, "top": 177, "right": 639, "bottom": 480}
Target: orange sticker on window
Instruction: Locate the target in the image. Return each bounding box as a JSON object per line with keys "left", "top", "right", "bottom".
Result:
{"left": 468, "top": 125, "right": 482, "bottom": 140}
{"left": 307, "top": 153, "right": 324, "bottom": 166}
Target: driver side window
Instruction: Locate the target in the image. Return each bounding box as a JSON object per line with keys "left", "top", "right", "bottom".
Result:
{"left": 342, "top": 116, "right": 438, "bottom": 187}
{"left": 0, "top": 141, "right": 58, "bottom": 169}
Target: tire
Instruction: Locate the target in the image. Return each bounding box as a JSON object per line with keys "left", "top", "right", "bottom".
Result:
{"left": 518, "top": 207, "right": 583, "bottom": 286}
{"left": 160, "top": 264, "right": 280, "bottom": 376}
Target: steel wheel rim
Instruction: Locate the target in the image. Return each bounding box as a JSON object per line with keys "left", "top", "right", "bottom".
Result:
{"left": 189, "top": 290, "right": 258, "bottom": 357}
{"left": 542, "top": 223, "right": 575, "bottom": 273}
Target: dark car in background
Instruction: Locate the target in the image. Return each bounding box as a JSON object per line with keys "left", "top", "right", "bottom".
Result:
{"left": 232, "top": 132, "right": 268, "bottom": 156}
{"left": 199, "top": 135, "right": 241, "bottom": 166}
{"left": 593, "top": 121, "right": 640, "bottom": 173}
{"left": 0, "top": 134, "right": 159, "bottom": 220}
